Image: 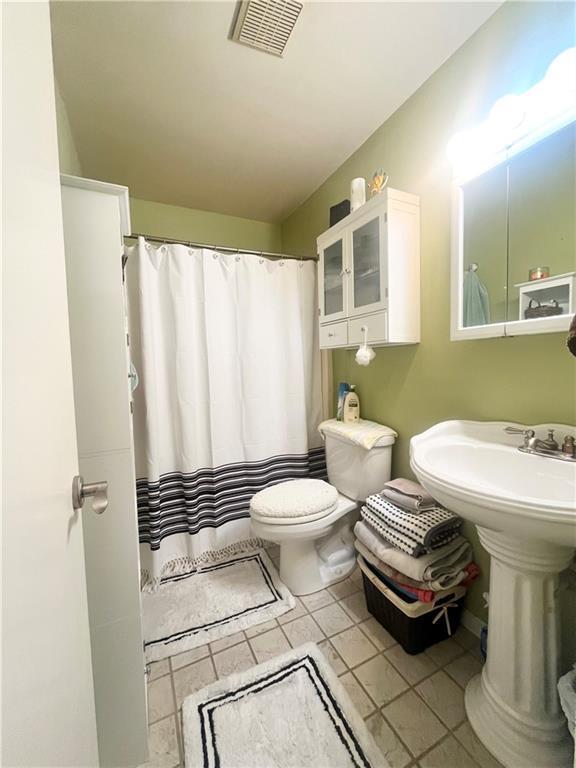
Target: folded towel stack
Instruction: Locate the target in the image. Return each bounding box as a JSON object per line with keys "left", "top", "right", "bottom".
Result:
{"left": 354, "top": 477, "right": 478, "bottom": 603}
{"left": 362, "top": 494, "right": 462, "bottom": 556}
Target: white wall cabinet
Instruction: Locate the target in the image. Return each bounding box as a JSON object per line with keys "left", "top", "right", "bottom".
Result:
{"left": 317, "top": 188, "right": 420, "bottom": 348}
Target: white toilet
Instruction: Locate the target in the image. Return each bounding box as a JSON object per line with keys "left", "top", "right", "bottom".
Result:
{"left": 250, "top": 422, "right": 396, "bottom": 595}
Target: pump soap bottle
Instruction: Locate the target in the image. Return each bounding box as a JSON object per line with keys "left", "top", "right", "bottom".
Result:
{"left": 343, "top": 385, "right": 360, "bottom": 423}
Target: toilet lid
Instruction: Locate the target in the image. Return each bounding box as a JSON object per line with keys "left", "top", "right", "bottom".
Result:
{"left": 250, "top": 479, "right": 338, "bottom": 520}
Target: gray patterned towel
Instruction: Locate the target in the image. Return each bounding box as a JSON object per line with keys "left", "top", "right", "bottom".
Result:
{"left": 362, "top": 495, "right": 462, "bottom": 557}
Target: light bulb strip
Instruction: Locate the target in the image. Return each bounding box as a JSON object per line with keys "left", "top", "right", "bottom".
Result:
{"left": 447, "top": 47, "right": 576, "bottom": 181}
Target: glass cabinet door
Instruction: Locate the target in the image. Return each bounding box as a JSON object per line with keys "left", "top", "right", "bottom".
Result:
{"left": 349, "top": 214, "right": 386, "bottom": 315}
{"left": 320, "top": 238, "right": 346, "bottom": 321}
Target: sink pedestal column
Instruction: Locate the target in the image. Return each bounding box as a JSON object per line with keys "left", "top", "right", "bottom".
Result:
{"left": 466, "top": 527, "right": 574, "bottom": 768}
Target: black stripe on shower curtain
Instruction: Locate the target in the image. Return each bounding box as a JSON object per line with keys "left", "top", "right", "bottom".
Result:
{"left": 136, "top": 447, "right": 327, "bottom": 550}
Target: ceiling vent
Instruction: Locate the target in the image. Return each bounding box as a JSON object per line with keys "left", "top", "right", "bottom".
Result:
{"left": 231, "top": 0, "right": 303, "bottom": 57}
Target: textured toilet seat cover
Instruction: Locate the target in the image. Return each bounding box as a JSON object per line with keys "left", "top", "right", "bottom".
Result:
{"left": 250, "top": 479, "right": 339, "bottom": 520}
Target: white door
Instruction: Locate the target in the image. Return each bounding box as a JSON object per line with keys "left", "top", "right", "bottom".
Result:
{"left": 61, "top": 179, "right": 149, "bottom": 767}
{"left": 2, "top": 3, "right": 99, "bottom": 766}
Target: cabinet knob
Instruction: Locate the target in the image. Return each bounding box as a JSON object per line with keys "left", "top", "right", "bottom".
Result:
{"left": 328, "top": 332, "right": 335, "bottom": 337}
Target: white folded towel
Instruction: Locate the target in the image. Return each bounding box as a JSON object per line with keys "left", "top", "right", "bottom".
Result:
{"left": 354, "top": 520, "right": 472, "bottom": 586}
{"left": 318, "top": 418, "right": 397, "bottom": 450}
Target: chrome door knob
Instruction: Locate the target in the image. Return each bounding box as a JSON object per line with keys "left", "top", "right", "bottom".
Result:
{"left": 72, "top": 475, "right": 108, "bottom": 514}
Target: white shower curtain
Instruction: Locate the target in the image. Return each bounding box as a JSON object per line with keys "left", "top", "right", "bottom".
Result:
{"left": 126, "top": 237, "right": 324, "bottom": 588}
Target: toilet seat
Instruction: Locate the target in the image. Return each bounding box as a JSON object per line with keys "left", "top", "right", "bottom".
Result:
{"left": 250, "top": 489, "right": 359, "bottom": 595}
{"left": 250, "top": 478, "right": 339, "bottom": 526}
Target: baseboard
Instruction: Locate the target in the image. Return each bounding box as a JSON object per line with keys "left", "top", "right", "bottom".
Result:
{"left": 462, "top": 609, "right": 485, "bottom": 638}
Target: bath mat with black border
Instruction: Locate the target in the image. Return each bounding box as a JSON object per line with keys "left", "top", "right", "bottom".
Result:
{"left": 142, "top": 549, "right": 294, "bottom": 663}
{"left": 182, "top": 642, "right": 388, "bottom": 768}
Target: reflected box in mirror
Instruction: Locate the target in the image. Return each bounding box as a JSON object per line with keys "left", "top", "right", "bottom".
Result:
{"left": 529, "top": 266, "right": 550, "bottom": 281}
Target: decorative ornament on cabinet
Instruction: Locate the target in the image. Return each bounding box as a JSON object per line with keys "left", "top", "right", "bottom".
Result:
{"left": 368, "top": 169, "right": 389, "bottom": 197}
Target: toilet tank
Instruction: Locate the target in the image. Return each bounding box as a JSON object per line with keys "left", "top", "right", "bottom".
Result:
{"left": 323, "top": 429, "right": 395, "bottom": 501}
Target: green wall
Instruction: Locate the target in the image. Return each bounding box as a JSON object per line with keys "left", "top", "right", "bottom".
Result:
{"left": 129, "top": 198, "right": 282, "bottom": 253}
{"left": 281, "top": 1, "right": 576, "bottom": 626}
{"left": 54, "top": 87, "right": 281, "bottom": 253}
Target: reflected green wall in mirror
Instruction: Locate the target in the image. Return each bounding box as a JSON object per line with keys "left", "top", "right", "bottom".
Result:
{"left": 460, "top": 120, "right": 576, "bottom": 327}
{"left": 462, "top": 165, "right": 508, "bottom": 325}
{"left": 508, "top": 122, "right": 576, "bottom": 320}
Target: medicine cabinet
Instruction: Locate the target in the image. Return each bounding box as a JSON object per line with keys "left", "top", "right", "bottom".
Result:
{"left": 451, "top": 119, "right": 575, "bottom": 341}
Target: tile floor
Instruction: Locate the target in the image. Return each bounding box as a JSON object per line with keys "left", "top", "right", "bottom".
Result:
{"left": 140, "top": 548, "right": 502, "bottom": 768}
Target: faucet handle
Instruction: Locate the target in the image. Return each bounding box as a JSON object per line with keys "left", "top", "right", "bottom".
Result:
{"left": 504, "top": 426, "right": 535, "bottom": 447}
{"left": 544, "top": 430, "right": 559, "bottom": 451}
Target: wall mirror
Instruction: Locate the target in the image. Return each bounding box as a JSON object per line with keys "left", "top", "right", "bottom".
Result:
{"left": 450, "top": 48, "right": 576, "bottom": 340}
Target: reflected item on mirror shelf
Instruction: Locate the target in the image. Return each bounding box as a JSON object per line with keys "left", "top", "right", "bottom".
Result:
{"left": 529, "top": 266, "right": 550, "bottom": 281}
{"left": 524, "top": 299, "right": 563, "bottom": 319}
{"left": 368, "top": 169, "right": 389, "bottom": 196}
{"left": 329, "top": 199, "right": 351, "bottom": 227}
{"left": 336, "top": 382, "right": 350, "bottom": 421}
{"left": 350, "top": 178, "right": 366, "bottom": 211}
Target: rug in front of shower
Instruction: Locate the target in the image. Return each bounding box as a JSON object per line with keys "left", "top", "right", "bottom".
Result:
{"left": 142, "top": 549, "right": 294, "bottom": 662}
{"left": 182, "top": 642, "right": 387, "bottom": 768}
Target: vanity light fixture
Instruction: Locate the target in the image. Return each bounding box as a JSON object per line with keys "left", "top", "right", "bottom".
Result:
{"left": 447, "top": 47, "right": 576, "bottom": 180}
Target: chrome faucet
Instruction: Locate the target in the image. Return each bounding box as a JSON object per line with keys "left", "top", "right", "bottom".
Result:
{"left": 505, "top": 426, "right": 576, "bottom": 462}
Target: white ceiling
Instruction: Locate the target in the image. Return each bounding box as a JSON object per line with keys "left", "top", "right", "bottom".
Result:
{"left": 51, "top": 1, "right": 500, "bottom": 222}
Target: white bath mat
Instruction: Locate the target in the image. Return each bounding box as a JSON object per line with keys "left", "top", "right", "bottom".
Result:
{"left": 143, "top": 549, "right": 294, "bottom": 662}
{"left": 183, "top": 643, "right": 387, "bottom": 768}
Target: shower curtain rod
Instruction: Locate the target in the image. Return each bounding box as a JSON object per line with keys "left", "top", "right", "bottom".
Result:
{"left": 123, "top": 232, "right": 318, "bottom": 261}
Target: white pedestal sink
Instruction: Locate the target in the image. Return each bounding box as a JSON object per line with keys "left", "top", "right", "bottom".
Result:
{"left": 411, "top": 421, "right": 576, "bottom": 768}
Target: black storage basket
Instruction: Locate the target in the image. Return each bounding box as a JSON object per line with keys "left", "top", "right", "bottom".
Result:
{"left": 358, "top": 555, "right": 466, "bottom": 655}
{"left": 524, "top": 299, "right": 563, "bottom": 319}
